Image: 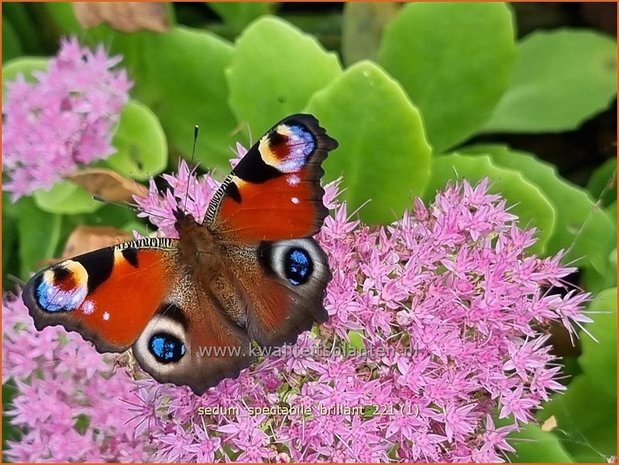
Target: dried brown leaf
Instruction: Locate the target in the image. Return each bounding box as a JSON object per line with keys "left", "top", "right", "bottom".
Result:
{"left": 61, "top": 225, "right": 133, "bottom": 259}
{"left": 73, "top": 2, "right": 169, "bottom": 33}
{"left": 67, "top": 168, "right": 148, "bottom": 203}
{"left": 541, "top": 416, "right": 557, "bottom": 432}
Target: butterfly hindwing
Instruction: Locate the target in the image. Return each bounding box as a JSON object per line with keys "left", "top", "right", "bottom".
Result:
{"left": 131, "top": 275, "right": 254, "bottom": 394}
{"left": 220, "top": 237, "right": 330, "bottom": 348}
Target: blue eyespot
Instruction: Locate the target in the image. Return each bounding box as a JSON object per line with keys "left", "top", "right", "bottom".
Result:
{"left": 284, "top": 248, "right": 313, "bottom": 286}
{"left": 149, "top": 333, "right": 186, "bottom": 364}
{"left": 289, "top": 125, "right": 315, "bottom": 159}
{"left": 35, "top": 270, "right": 87, "bottom": 313}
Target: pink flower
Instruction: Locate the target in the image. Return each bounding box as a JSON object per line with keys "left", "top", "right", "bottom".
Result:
{"left": 3, "top": 155, "right": 591, "bottom": 462}
{"left": 3, "top": 37, "right": 132, "bottom": 199}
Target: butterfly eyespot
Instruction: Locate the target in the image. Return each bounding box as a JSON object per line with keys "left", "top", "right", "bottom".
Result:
{"left": 284, "top": 247, "right": 313, "bottom": 286}
{"left": 35, "top": 262, "right": 88, "bottom": 313}
{"left": 148, "top": 332, "right": 186, "bottom": 364}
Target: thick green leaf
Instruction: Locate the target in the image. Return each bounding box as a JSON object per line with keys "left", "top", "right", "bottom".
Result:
{"left": 483, "top": 30, "right": 617, "bottom": 133}
{"left": 579, "top": 288, "right": 617, "bottom": 397}
{"left": 3, "top": 3, "right": 43, "bottom": 54}
{"left": 101, "top": 27, "right": 238, "bottom": 169}
{"left": 424, "top": 153, "right": 555, "bottom": 254}
{"left": 587, "top": 158, "right": 616, "bottom": 208}
{"left": 305, "top": 61, "right": 432, "bottom": 224}
{"left": 42, "top": 6, "right": 239, "bottom": 171}
{"left": 3, "top": 381, "right": 22, "bottom": 461}
{"left": 540, "top": 289, "right": 617, "bottom": 462}
{"left": 227, "top": 16, "right": 342, "bottom": 137}
{"left": 582, "top": 248, "right": 617, "bottom": 293}
{"left": 2, "top": 194, "right": 20, "bottom": 290}
{"left": 106, "top": 100, "right": 167, "bottom": 180}
{"left": 2, "top": 57, "right": 48, "bottom": 99}
{"left": 341, "top": 3, "right": 400, "bottom": 66}
{"left": 461, "top": 145, "right": 615, "bottom": 273}
{"left": 542, "top": 375, "right": 616, "bottom": 462}
{"left": 208, "top": 2, "right": 275, "bottom": 33}
{"left": 347, "top": 330, "right": 366, "bottom": 351}
{"left": 18, "top": 197, "right": 63, "bottom": 277}
{"left": 2, "top": 17, "right": 23, "bottom": 62}
{"left": 33, "top": 181, "right": 101, "bottom": 215}
{"left": 508, "top": 422, "right": 574, "bottom": 463}
{"left": 41, "top": 2, "right": 83, "bottom": 35}
{"left": 378, "top": 2, "right": 516, "bottom": 152}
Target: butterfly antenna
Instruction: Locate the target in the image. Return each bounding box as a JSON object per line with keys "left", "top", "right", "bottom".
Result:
{"left": 93, "top": 195, "right": 136, "bottom": 211}
{"left": 182, "top": 125, "right": 200, "bottom": 215}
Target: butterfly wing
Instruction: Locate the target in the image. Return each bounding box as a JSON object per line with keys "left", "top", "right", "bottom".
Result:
{"left": 22, "top": 237, "right": 254, "bottom": 394}
{"left": 221, "top": 238, "right": 330, "bottom": 348}
{"left": 206, "top": 114, "right": 338, "bottom": 242}
{"left": 206, "top": 114, "right": 336, "bottom": 347}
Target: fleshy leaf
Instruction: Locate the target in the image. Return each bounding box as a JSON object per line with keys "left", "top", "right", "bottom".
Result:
{"left": 541, "top": 373, "right": 617, "bottom": 461}
{"left": 18, "top": 197, "right": 63, "bottom": 277}
{"left": 227, "top": 16, "right": 342, "bottom": 137}
{"left": 105, "top": 27, "right": 237, "bottom": 170}
{"left": 341, "top": 3, "right": 400, "bottom": 66}
{"left": 2, "top": 57, "right": 48, "bottom": 98}
{"left": 587, "top": 158, "right": 616, "bottom": 209}
{"left": 3, "top": 18, "right": 22, "bottom": 62}
{"left": 305, "top": 61, "right": 432, "bottom": 224}
{"left": 461, "top": 145, "right": 615, "bottom": 274}
{"left": 483, "top": 30, "right": 617, "bottom": 133}
{"left": 508, "top": 422, "right": 574, "bottom": 463}
{"left": 208, "top": 2, "right": 275, "bottom": 33}
{"left": 33, "top": 181, "right": 102, "bottom": 215}
{"left": 378, "top": 2, "right": 515, "bottom": 152}
{"left": 579, "top": 288, "right": 617, "bottom": 397}
{"left": 106, "top": 100, "right": 167, "bottom": 181}
{"left": 424, "top": 153, "right": 555, "bottom": 254}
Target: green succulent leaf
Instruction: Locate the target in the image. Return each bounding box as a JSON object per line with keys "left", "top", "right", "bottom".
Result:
{"left": 579, "top": 288, "right": 617, "bottom": 397}
{"left": 461, "top": 145, "right": 615, "bottom": 274}
{"left": 110, "top": 27, "right": 237, "bottom": 170}
{"left": 227, "top": 16, "right": 342, "bottom": 138}
{"left": 341, "top": 3, "right": 400, "bottom": 66}
{"left": 539, "top": 289, "right": 617, "bottom": 462}
{"left": 2, "top": 194, "right": 20, "bottom": 290}
{"left": 544, "top": 376, "right": 616, "bottom": 462}
{"left": 378, "top": 2, "right": 516, "bottom": 152}
{"left": 305, "top": 61, "right": 432, "bottom": 224}
{"left": 2, "top": 57, "right": 48, "bottom": 98}
{"left": 483, "top": 29, "right": 617, "bottom": 133}
{"left": 208, "top": 2, "right": 275, "bottom": 33}
{"left": 587, "top": 158, "right": 617, "bottom": 209}
{"left": 33, "top": 181, "right": 102, "bottom": 215}
{"left": 3, "top": 17, "right": 23, "bottom": 62}
{"left": 18, "top": 197, "right": 63, "bottom": 277}
{"left": 106, "top": 100, "right": 168, "bottom": 180}
{"left": 3, "top": 2, "right": 43, "bottom": 54}
{"left": 508, "top": 422, "right": 574, "bottom": 463}
{"left": 347, "top": 330, "right": 366, "bottom": 351}
{"left": 424, "top": 152, "right": 555, "bottom": 254}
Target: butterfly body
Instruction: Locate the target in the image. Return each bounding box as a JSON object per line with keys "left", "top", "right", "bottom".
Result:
{"left": 23, "top": 114, "right": 337, "bottom": 394}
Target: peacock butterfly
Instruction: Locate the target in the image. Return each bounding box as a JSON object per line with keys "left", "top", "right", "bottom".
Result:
{"left": 22, "top": 114, "right": 338, "bottom": 394}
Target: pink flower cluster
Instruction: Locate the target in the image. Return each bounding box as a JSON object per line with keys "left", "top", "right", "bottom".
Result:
{"left": 3, "top": 37, "right": 132, "bottom": 199}
{"left": 3, "top": 160, "right": 590, "bottom": 462}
